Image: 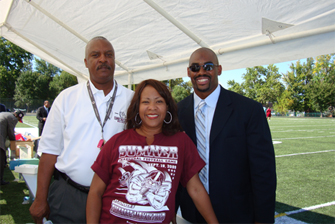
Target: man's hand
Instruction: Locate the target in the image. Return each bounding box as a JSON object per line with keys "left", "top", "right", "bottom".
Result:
{"left": 10, "top": 141, "right": 16, "bottom": 151}
{"left": 29, "top": 198, "right": 50, "bottom": 224}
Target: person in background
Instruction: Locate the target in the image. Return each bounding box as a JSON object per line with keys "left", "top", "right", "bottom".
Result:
{"left": 87, "top": 79, "right": 218, "bottom": 224}
{"left": 266, "top": 107, "right": 272, "bottom": 121}
{"left": 29, "top": 36, "right": 134, "bottom": 224}
{"left": 0, "top": 110, "right": 24, "bottom": 185}
{"left": 177, "top": 47, "right": 276, "bottom": 223}
{"left": 36, "top": 100, "right": 50, "bottom": 136}
{"left": 0, "top": 103, "right": 7, "bottom": 112}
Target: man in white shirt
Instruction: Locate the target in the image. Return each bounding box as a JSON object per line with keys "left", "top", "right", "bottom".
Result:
{"left": 29, "top": 36, "right": 134, "bottom": 223}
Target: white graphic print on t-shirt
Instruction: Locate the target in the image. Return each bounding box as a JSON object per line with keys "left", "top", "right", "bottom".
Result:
{"left": 110, "top": 145, "right": 178, "bottom": 223}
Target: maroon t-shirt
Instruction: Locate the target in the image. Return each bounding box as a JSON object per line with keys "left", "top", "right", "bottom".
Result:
{"left": 92, "top": 129, "right": 205, "bottom": 224}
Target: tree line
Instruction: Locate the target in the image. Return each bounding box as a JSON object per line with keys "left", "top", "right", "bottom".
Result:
{"left": 227, "top": 55, "right": 335, "bottom": 116}
{"left": 1, "top": 37, "right": 334, "bottom": 116}
{"left": 0, "top": 37, "right": 78, "bottom": 111}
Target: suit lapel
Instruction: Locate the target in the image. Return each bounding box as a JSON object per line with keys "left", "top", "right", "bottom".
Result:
{"left": 180, "top": 95, "right": 196, "bottom": 143}
{"left": 210, "top": 87, "right": 233, "bottom": 145}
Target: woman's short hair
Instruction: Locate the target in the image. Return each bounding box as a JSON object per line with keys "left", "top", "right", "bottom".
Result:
{"left": 126, "top": 79, "right": 181, "bottom": 136}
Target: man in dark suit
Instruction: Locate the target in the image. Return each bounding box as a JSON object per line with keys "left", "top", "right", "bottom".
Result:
{"left": 36, "top": 100, "right": 50, "bottom": 136}
{"left": 177, "top": 48, "right": 276, "bottom": 223}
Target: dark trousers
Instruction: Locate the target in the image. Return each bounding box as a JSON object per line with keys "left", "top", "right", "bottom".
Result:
{"left": 38, "top": 123, "right": 45, "bottom": 136}
{"left": 48, "top": 177, "right": 88, "bottom": 224}
{"left": 0, "top": 149, "right": 7, "bottom": 181}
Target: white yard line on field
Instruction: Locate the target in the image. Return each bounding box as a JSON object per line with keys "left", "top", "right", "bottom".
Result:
{"left": 273, "top": 135, "right": 335, "bottom": 140}
{"left": 271, "top": 128, "right": 335, "bottom": 133}
{"left": 22, "top": 122, "right": 38, "bottom": 128}
{"left": 275, "top": 201, "right": 335, "bottom": 223}
{"left": 271, "top": 124, "right": 334, "bottom": 129}
{"left": 276, "top": 149, "right": 335, "bottom": 158}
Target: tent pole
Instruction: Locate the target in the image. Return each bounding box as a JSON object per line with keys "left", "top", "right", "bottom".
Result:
{"left": 0, "top": 0, "right": 14, "bottom": 28}
{"left": 143, "top": 0, "right": 209, "bottom": 48}
{"left": 115, "top": 24, "right": 335, "bottom": 77}
{"left": 218, "top": 25, "right": 335, "bottom": 54}
{"left": 24, "top": 0, "right": 131, "bottom": 75}
{"left": 127, "top": 73, "right": 133, "bottom": 89}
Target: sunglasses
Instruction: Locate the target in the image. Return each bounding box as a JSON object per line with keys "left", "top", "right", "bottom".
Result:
{"left": 188, "top": 62, "right": 218, "bottom": 72}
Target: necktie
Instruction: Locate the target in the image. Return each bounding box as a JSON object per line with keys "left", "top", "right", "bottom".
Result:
{"left": 195, "top": 100, "right": 207, "bottom": 185}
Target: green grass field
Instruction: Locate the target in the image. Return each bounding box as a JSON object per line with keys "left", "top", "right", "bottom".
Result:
{"left": 15, "top": 115, "right": 39, "bottom": 129}
{"left": 270, "top": 117, "right": 335, "bottom": 223}
{"left": 0, "top": 116, "right": 334, "bottom": 223}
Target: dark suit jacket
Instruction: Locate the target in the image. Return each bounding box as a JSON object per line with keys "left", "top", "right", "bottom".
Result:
{"left": 177, "top": 86, "right": 276, "bottom": 223}
{"left": 0, "top": 112, "right": 18, "bottom": 151}
{"left": 36, "top": 106, "right": 49, "bottom": 136}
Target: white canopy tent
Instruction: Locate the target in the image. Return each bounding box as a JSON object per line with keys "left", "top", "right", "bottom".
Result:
{"left": 1, "top": 0, "right": 334, "bottom": 86}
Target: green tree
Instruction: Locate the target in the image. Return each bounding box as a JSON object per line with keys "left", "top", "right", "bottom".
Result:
{"left": 35, "top": 58, "right": 60, "bottom": 77}
{"left": 255, "top": 65, "right": 285, "bottom": 106}
{"left": 227, "top": 80, "right": 244, "bottom": 96}
{"left": 228, "top": 65, "right": 284, "bottom": 106}
{"left": 13, "top": 70, "right": 40, "bottom": 110}
{"left": 0, "top": 37, "right": 33, "bottom": 98}
{"left": 273, "top": 90, "right": 294, "bottom": 115}
{"left": 49, "top": 71, "right": 78, "bottom": 97}
{"left": 161, "top": 78, "right": 192, "bottom": 103}
{"left": 13, "top": 59, "right": 68, "bottom": 110}
{"left": 282, "top": 58, "right": 314, "bottom": 112}
{"left": 307, "top": 54, "right": 335, "bottom": 115}
{"left": 171, "top": 81, "right": 192, "bottom": 103}
{"left": 33, "top": 58, "right": 61, "bottom": 99}
{"left": 162, "top": 78, "right": 184, "bottom": 90}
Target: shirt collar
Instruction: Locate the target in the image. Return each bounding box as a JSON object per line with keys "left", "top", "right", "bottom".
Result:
{"left": 194, "top": 84, "right": 221, "bottom": 109}
{"left": 88, "top": 79, "right": 117, "bottom": 98}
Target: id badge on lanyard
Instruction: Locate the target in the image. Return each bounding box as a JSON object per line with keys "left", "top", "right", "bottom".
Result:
{"left": 86, "top": 81, "right": 118, "bottom": 149}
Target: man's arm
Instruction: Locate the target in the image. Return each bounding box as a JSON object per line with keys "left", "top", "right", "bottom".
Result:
{"left": 9, "top": 141, "right": 16, "bottom": 151}
{"left": 247, "top": 103, "right": 276, "bottom": 223}
{"left": 29, "top": 153, "right": 57, "bottom": 224}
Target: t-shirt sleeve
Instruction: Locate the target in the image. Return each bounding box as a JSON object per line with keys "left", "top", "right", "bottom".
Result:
{"left": 179, "top": 133, "right": 205, "bottom": 187}
{"left": 91, "top": 136, "right": 116, "bottom": 185}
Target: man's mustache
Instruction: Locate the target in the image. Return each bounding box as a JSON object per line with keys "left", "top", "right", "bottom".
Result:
{"left": 97, "top": 63, "right": 111, "bottom": 70}
{"left": 195, "top": 74, "right": 210, "bottom": 79}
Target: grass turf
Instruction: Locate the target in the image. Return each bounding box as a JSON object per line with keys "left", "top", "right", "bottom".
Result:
{"left": 0, "top": 116, "right": 334, "bottom": 223}
{"left": 272, "top": 117, "right": 335, "bottom": 223}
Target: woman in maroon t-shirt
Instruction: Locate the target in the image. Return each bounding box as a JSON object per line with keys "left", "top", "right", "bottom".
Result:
{"left": 87, "top": 79, "right": 218, "bottom": 224}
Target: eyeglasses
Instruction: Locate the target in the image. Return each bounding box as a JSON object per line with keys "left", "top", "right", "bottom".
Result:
{"left": 188, "top": 62, "right": 218, "bottom": 72}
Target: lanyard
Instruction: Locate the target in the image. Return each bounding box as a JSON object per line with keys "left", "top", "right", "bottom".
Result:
{"left": 86, "top": 80, "right": 118, "bottom": 147}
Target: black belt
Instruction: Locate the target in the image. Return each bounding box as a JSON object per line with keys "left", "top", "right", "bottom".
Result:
{"left": 54, "top": 169, "right": 90, "bottom": 193}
